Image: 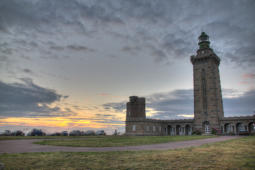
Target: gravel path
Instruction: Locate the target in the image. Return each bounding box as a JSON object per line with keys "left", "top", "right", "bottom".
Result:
{"left": 0, "top": 136, "right": 240, "bottom": 154}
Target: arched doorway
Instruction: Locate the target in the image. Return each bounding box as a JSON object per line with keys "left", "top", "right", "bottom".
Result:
{"left": 224, "top": 123, "right": 231, "bottom": 134}
{"left": 248, "top": 122, "right": 255, "bottom": 134}
{"left": 176, "top": 125, "right": 181, "bottom": 135}
{"left": 236, "top": 123, "right": 245, "bottom": 134}
{"left": 203, "top": 121, "right": 210, "bottom": 134}
{"left": 185, "top": 125, "right": 191, "bottom": 135}
{"left": 167, "top": 125, "right": 172, "bottom": 136}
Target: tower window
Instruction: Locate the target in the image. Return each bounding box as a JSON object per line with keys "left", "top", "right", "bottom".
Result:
{"left": 201, "top": 69, "right": 207, "bottom": 114}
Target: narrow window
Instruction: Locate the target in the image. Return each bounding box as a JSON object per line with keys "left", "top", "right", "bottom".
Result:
{"left": 201, "top": 69, "right": 207, "bottom": 114}
{"left": 153, "top": 126, "right": 156, "bottom": 132}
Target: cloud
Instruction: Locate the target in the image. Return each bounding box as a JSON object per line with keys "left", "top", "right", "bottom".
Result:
{"left": 161, "top": 33, "right": 193, "bottom": 60}
{"left": 50, "top": 45, "right": 65, "bottom": 51}
{"left": 0, "top": 0, "right": 123, "bottom": 33}
{"left": 0, "top": 78, "right": 73, "bottom": 117}
{"left": 103, "top": 102, "right": 126, "bottom": 112}
{"left": 146, "top": 90, "right": 193, "bottom": 119}
{"left": 22, "top": 68, "right": 32, "bottom": 74}
{"left": 121, "top": 45, "right": 141, "bottom": 53}
{"left": 103, "top": 88, "right": 255, "bottom": 119}
{"left": 224, "top": 90, "right": 255, "bottom": 117}
{"left": 1, "top": 0, "right": 254, "bottom": 66}
{"left": 49, "top": 44, "right": 94, "bottom": 53}
{"left": 66, "top": 45, "right": 94, "bottom": 52}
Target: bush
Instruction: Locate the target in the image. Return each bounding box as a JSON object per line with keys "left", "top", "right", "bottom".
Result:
{"left": 192, "top": 130, "right": 202, "bottom": 135}
{"left": 11, "top": 130, "right": 25, "bottom": 136}
{"left": 27, "top": 129, "right": 46, "bottom": 136}
{"left": 211, "top": 128, "right": 217, "bottom": 135}
{"left": 50, "top": 132, "right": 61, "bottom": 136}
{"left": 84, "top": 130, "right": 95, "bottom": 136}
{"left": 113, "top": 129, "right": 120, "bottom": 136}
{"left": 61, "top": 131, "right": 68, "bottom": 136}
{"left": 50, "top": 131, "right": 69, "bottom": 136}
{"left": 1, "top": 130, "right": 11, "bottom": 136}
{"left": 95, "top": 130, "right": 106, "bottom": 136}
{"left": 228, "top": 132, "right": 235, "bottom": 136}
{"left": 69, "top": 130, "right": 83, "bottom": 136}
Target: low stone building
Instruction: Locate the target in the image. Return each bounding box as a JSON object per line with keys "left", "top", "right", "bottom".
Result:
{"left": 125, "top": 32, "right": 255, "bottom": 136}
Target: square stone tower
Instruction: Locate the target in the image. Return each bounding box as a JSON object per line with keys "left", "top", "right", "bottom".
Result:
{"left": 125, "top": 96, "right": 146, "bottom": 135}
{"left": 126, "top": 96, "right": 146, "bottom": 119}
{"left": 191, "top": 32, "right": 224, "bottom": 134}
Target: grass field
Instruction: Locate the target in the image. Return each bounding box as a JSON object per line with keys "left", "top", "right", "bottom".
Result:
{"left": 0, "top": 136, "right": 254, "bottom": 169}
{"left": 34, "top": 135, "right": 214, "bottom": 147}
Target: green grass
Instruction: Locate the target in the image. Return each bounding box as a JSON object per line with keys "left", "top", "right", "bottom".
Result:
{"left": 0, "top": 136, "right": 254, "bottom": 169}
{"left": 34, "top": 135, "right": 215, "bottom": 147}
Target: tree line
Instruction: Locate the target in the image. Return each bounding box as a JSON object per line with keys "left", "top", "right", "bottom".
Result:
{"left": 0, "top": 129, "right": 106, "bottom": 136}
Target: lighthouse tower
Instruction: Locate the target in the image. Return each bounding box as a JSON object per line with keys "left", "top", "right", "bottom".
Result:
{"left": 191, "top": 32, "right": 224, "bottom": 134}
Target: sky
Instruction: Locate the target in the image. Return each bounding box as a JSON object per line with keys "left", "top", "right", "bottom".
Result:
{"left": 0, "top": 0, "right": 255, "bottom": 134}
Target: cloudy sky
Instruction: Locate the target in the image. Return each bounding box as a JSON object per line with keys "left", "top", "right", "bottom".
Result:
{"left": 0, "top": 0, "right": 255, "bottom": 134}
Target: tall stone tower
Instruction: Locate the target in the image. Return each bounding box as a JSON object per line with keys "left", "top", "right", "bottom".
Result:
{"left": 126, "top": 96, "right": 146, "bottom": 119}
{"left": 191, "top": 32, "right": 224, "bottom": 134}
{"left": 125, "top": 96, "right": 146, "bottom": 135}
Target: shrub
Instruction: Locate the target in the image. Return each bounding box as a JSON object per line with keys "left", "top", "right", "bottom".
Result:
{"left": 84, "top": 130, "right": 95, "bottom": 136}
{"left": 27, "top": 129, "right": 46, "bottom": 136}
{"left": 61, "top": 131, "right": 68, "bottom": 136}
{"left": 69, "top": 130, "right": 83, "bottom": 136}
{"left": 113, "top": 129, "right": 119, "bottom": 136}
{"left": 50, "top": 132, "right": 61, "bottom": 136}
{"left": 2, "top": 130, "right": 11, "bottom": 136}
{"left": 211, "top": 128, "right": 219, "bottom": 135}
{"left": 192, "top": 130, "right": 202, "bottom": 135}
{"left": 11, "top": 130, "right": 25, "bottom": 136}
{"left": 228, "top": 132, "right": 235, "bottom": 136}
{"left": 50, "top": 131, "right": 69, "bottom": 136}
{"left": 95, "top": 130, "right": 106, "bottom": 136}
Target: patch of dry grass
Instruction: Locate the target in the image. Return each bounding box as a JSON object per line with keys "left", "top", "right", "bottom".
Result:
{"left": 0, "top": 136, "right": 254, "bottom": 169}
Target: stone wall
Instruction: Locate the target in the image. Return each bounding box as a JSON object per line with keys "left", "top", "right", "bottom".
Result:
{"left": 220, "top": 116, "right": 255, "bottom": 134}
{"left": 125, "top": 117, "right": 194, "bottom": 136}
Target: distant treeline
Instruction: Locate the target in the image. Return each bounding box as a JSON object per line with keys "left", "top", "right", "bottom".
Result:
{"left": 0, "top": 129, "right": 106, "bottom": 136}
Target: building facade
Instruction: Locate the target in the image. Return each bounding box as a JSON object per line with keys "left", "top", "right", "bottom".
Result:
{"left": 125, "top": 32, "right": 255, "bottom": 136}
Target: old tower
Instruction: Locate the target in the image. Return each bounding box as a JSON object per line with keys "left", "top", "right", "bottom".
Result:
{"left": 126, "top": 96, "right": 146, "bottom": 119}
{"left": 191, "top": 32, "right": 224, "bottom": 134}
{"left": 125, "top": 96, "right": 146, "bottom": 135}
